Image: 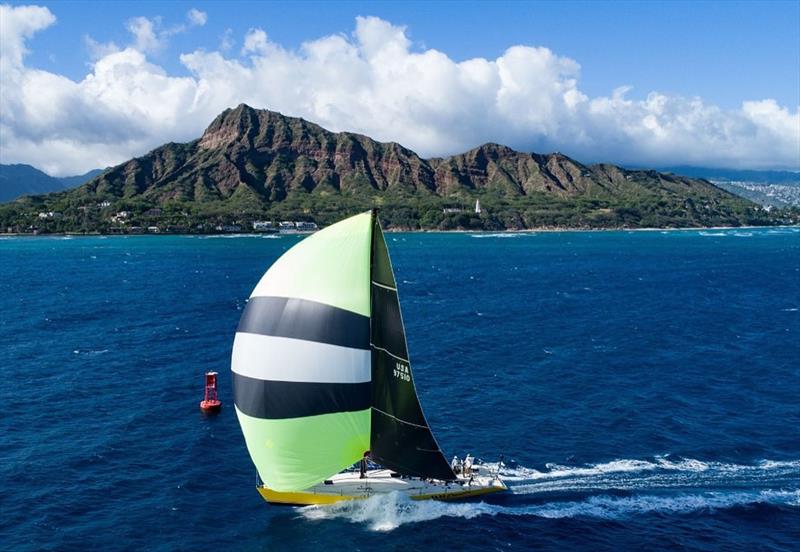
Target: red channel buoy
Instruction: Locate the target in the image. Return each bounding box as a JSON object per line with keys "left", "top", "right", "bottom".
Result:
{"left": 200, "top": 371, "right": 222, "bottom": 412}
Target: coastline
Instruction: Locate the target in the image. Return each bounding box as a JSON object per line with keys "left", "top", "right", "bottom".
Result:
{"left": 1, "top": 224, "right": 797, "bottom": 238}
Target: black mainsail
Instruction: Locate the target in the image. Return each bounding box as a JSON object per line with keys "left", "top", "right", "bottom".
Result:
{"left": 369, "top": 215, "right": 456, "bottom": 481}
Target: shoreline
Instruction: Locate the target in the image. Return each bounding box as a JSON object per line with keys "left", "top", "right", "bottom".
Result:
{"left": 1, "top": 224, "right": 797, "bottom": 238}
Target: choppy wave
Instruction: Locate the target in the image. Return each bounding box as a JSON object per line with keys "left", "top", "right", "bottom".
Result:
{"left": 298, "top": 457, "right": 800, "bottom": 531}
{"left": 72, "top": 349, "right": 110, "bottom": 356}
{"left": 486, "top": 456, "right": 800, "bottom": 493}
{"left": 198, "top": 234, "right": 260, "bottom": 239}
{"left": 299, "top": 488, "right": 799, "bottom": 532}
{"left": 470, "top": 233, "right": 533, "bottom": 239}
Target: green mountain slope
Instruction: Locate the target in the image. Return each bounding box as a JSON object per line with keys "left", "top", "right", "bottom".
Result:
{"left": 2, "top": 105, "right": 788, "bottom": 233}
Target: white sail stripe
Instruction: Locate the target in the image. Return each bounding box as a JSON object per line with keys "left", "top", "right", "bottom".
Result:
{"left": 371, "top": 280, "right": 397, "bottom": 291}
{"left": 232, "top": 332, "right": 370, "bottom": 383}
{"left": 370, "top": 344, "right": 409, "bottom": 363}
{"left": 373, "top": 406, "right": 431, "bottom": 430}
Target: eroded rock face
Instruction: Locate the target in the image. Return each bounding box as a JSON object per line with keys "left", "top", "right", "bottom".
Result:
{"left": 83, "top": 103, "right": 730, "bottom": 205}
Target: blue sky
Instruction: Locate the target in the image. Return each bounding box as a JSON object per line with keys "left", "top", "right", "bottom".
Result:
{"left": 16, "top": 0, "right": 800, "bottom": 108}
{"left": 1, "top": 0, "right": 798, "bottom": 174}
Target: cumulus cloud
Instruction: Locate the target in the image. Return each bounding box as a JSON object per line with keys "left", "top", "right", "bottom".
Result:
{"left": 126, "top": 16, "right": 163, "bottom": 53}
{"left": 219, "top": 28, "right": 234, "bottom": 52}
{"left": 0, "top": 4, "right": 55, "bottom": 69}
{"left": 89, "top": 11, "right": 202, "bottom": 57}
{"left": 0, "top": 7, "right": 797, "bottom": 176}
{"left": 187, "top": 8, "right": 207, "bottom": 27}
{"left": 241, "top": 28, "right": 268, "bottom": 55}
{"left": 83, "top": 35, "right": 120, "bottom": 60}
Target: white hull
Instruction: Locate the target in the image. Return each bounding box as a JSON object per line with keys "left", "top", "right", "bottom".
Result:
{"left": 258, "top": 467, "right": 507, "bottom": 505}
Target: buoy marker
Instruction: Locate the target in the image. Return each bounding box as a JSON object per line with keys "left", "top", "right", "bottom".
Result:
{"left": 200, "top": 371, "right": 222, "bottom": 412}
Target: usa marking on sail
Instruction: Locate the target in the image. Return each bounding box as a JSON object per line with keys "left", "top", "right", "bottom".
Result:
{"left": 393, "top": 362, "right": 411, "bottom": 382}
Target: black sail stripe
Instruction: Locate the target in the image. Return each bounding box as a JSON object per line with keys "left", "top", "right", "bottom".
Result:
{"left": 233, "top": 372, "right": 371, "bottom": 419}
{"left": 237, "top": 296, "right": 370, "bottom": 350}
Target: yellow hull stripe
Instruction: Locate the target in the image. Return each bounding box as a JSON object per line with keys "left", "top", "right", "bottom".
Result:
{"left": 257, "top": 483, "right": 506, "bottom": 506}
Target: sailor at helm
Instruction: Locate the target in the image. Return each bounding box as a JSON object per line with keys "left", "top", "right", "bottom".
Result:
{"left": 464, "top": 454, "right": 474, "bottom": 475}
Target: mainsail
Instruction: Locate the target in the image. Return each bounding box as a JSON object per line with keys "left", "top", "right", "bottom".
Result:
{"left": 369, "top": 217, "right": 456, "bottom": 481}
{"left": 232, "top": 211, "right": 455, "bottom": 492}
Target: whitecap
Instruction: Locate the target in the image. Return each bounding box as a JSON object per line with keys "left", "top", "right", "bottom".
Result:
{"left": 470, "top": 233, "right": 532, "bottom": 239}
{"left": 493, "top": 456, "right": 800, "bottom": 495}
{"left": 297, "top": 488, "right": 800, "bottom": 531}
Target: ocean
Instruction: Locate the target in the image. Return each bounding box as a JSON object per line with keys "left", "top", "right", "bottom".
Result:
{"left": 2, "top": 227, "right": 799, "bottom": 550}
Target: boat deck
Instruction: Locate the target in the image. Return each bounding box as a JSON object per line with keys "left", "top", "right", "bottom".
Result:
{"left": 258, "top": 468, "right": 508, "bottom": 505}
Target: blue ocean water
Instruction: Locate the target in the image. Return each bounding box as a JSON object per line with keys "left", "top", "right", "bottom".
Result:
{"left": 1, "top": 227, "right": 799, "bottom": 551}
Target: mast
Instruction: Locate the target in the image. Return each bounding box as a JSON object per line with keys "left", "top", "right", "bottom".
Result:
{"left": 368, "top": 211, "right": 456, "bottom": 481}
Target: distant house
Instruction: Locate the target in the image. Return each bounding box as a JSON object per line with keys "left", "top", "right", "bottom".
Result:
{"left": 294, "top": 221, "right": 318, "bottom": 232}
{"left": 252, "top": 221, "right": 274, "bottom": 231}
{"left": 110, "top": 211, "right": 129, "bottom": 223}
{"left": 443, "top": 207, "right": 462, "bottom": 214}
{"left": 144, "top": 208, "right": 162, "bottom": 217}
{"left": 278, "top": 221, "right": 295, "bottom": 230}
{"left": 147, "top": 226, "right": 160, "bottom": 233}
{"left": 37, "top": 211, "right": 62, "bottom": 219}
{"left": 215, "top": 224, "right": 241, "bottom": 232}
{"left": 99, "top": 201, "right": 111, "bottom": 208}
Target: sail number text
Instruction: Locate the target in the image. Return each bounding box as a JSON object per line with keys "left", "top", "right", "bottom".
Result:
{"left": 393, "top": 362, "right": 411, "bottom": 382}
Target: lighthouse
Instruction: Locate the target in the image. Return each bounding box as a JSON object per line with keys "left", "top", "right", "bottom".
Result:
{"left": 475, "top": 199, "right": 482, "bottom": 214}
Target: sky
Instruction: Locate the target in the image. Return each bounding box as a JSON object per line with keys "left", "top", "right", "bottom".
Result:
{"left": 1, "top": 0, "right": 798, "bottom": 176}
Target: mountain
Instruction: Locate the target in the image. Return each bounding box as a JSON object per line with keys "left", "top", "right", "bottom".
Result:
{"left": 652, "top": 166, "right": 800, "bottom": 208}
{"left": 57, "top": 168, "right": 104, "bottom": 188}
{"left": 2, "top": 105, "right": 791, "bottom": 233}
{"left": 0, "top": 164, "right": 103, "bottom": 202}
{"left": 656, "top": 166, "right": 800, "bottom": 184}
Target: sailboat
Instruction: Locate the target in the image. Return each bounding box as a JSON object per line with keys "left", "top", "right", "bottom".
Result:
{"left": 231, "top": 210, "right": 507, "bottom": 505}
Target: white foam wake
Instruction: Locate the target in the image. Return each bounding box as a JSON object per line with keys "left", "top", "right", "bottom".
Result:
{"left": 298, "top": 489, "right": 800, "bottom": 531}
{"left": 482, "top": 457, "right": 800, "bottom": 494}
{"left": 469, "top": 232, "right": 533, "bottom": 238}
{"left": 297, "top": 457, "right": 800, "bottom": 531}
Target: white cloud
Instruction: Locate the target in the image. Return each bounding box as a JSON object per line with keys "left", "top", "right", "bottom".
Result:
{"left": 241, "top": 28, "right": 268, "bottom": 55}
{"left": 83, "top": 35, "right": 120, "bottom": 60}
{"left": 1, "top": 7, "right": 798, "bottom": 176}
{"left": 219, "top": 28, "right": 234, "bottom": 52}
{"left": 126, "top": 16, "right": 163, "bottom": 53}
{"left": 187, "top": 8, "right": 207, "bottom": 27}
{"left": 0, "top": 4, "right": 55, "bottom": 69}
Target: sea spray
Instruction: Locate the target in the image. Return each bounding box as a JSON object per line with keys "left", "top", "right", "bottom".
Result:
{"left": 298, "top": 458, "right": 800, "bottom": 531}
{"left": 299, "top": 488, "right": 800, "bottom": 531}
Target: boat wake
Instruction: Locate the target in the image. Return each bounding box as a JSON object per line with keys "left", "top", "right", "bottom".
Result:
{"left": 298, "top": 457, "right": 800, "bottom": 531}
{"left": 470, "top": 232, "right": 533, "bottom": 239}
{"left": 484, "top": 456, "right": 800, "bottom": 493}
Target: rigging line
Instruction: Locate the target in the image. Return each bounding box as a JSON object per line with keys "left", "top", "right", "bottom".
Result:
{"left": 370, "top": 344, "right": 409, "bottom": 363}
{"left": 371, "top": 280, "right": 397, "bottom": 291}
{"left": 373, "top": 406, "right": 430, "bottom": 430}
